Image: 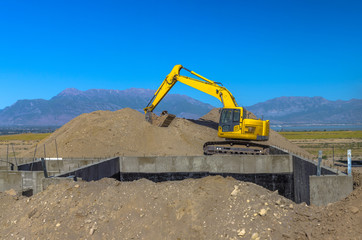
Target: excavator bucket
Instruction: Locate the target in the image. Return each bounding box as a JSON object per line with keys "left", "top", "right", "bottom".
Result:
{"left": 145, "top": 110, "right": 176, "bottom": 127}
{"left": 158, "top": 111, "right": 176, "bottom": 127}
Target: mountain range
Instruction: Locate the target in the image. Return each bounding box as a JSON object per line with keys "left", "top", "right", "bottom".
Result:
{"left": 0, "top": 88, "right": 213, "bottom": 126}
{"left": 0, "top": 88, "right": 360, "bottom": 126}
{"left": 247, "top": 96, "right": 362, "bottom": 124}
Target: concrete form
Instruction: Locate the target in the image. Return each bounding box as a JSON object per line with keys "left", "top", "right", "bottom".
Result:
{"left": 1, "top": 153, "right": 354, "bottom": 206}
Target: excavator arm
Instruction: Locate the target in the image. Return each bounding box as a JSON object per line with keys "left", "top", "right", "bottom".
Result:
{"left": 144, "top": 65, "right": 238, "bottom": 113}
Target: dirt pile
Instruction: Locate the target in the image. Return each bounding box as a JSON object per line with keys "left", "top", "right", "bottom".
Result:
{"left": 1, "top": 176, "right": 360, "bottom": 239}
{"left": 22, "top": 108, "right": 220, "bottom": 158}
{"left": 21, "top": 107, "right": 311, "bottom": 158}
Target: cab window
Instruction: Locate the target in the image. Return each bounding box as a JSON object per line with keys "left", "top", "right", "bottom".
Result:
{"left": 233, "top": 109, "right": 240, "bottom": 122}
{"left": 220, "top": 109, "right": 233, "bottom": 124}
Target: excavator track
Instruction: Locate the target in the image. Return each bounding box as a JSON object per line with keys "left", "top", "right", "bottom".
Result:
{"left": 203, "top": 140, "right": 270, "bottom": 155}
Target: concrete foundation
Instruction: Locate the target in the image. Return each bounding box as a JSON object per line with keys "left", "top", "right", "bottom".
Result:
{"left": 0, "top": 158, "right": 104, "bottom": 195}
{"left": 0, "top": 152, "right": 353, "bottom": 206}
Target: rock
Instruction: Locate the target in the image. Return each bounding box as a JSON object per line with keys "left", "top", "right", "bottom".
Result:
{"left": 56, "top": 223, "right": 60, "bottom": 227}
{"left": 350, "top": 206, "right": 359, "bottom": 214}
{"left": 90, "top": 223, "right": 97, "bottom": 235}
{"left": 282, "top": 233, "right": 291, "bottom": 238}
{"left": 230, "top": 186, "right": 240, "bottom": 196}
{"left": 259, "top": 209, "right": 267, "bottom": 216}
{"left": 251, "top": 232, "right": 259, "bottom": 239}
{"left": 237, "top": 229, "right": 246, "bottom": 236}
{"left": 276, "top": 199, "right": 282, "bottom": 205}
{"left": 289, "top": 204, "right": 294, "bottom": 209}
{"left": 305, "top": 230, "right": 312, "bottom": 240}
{"left": 74, "top": 184, "right": 80, "bottom": 188}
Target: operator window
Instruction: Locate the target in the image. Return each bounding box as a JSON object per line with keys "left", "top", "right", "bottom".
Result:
{"left": 233, "top": 109, "right": 240, "bottom": 122}
{"left": 220, "top": 109, "right": 233, "bottom": 124}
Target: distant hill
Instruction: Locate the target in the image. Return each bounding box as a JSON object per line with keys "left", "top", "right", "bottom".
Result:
{"left": 247, "top": 96, "right": 362, "bottom": 124}
{"left": 0, "top": 88, "right": 214, "bottom": 126}
{"left": 0, "top": 90, "right": 360, "bottom": 126}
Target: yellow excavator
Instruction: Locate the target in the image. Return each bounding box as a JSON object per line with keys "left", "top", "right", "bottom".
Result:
{"left": 144, "top": 65, "right": 270, "bottom": 155}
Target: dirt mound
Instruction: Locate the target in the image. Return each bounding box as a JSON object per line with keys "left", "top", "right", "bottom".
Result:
{"left": 1, "top": 176, "right": 360, "bottom": 239}
{"left": 22, "top": 108, "right": 220, "bottom": 158}
{"left": 21, "top": 107, "right": 311, "bottom": 158}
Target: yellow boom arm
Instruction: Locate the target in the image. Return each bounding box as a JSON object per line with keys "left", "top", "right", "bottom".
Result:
{"left": 144, "top": 65, "right": 238, "bottom": 113}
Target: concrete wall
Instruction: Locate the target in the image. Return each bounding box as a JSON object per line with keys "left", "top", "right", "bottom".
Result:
{"left": 18, "top": 161, "right": 43, "bottom": 171}
{"left": 310, "top": 175, "right": 353, "bottom": 206}
{"left": 17, "top": 159, "right": 103, "bottom": 173}
{"left": 0, "top": 170, "right": 45, "bottom": 194}
{"left": 56, "top": 157, "right": 120, "bottom": 181}
{"left": 46, "top": 159, "right": 103, "bottom": 172}
{"left": 292, "top": 154, "right": 350, "bottom": 205}
{"left": 21, "top": 171, "right": 46, "bottom": 194}
{"left": 0, "top": 171, "right": 22, "bottom": 192}
{"left": 119, "top": 155, "right": 295, "bottom": 200}
{"left": 120, "top": 155, "right": 293, "bottom": 174}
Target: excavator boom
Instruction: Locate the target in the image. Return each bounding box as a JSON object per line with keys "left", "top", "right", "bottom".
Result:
{"left": 144, "top": 65, "right": 238, "bottom": 113}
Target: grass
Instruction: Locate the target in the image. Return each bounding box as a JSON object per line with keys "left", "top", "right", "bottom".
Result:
{"left": 299, "top": 143, "right": 362, "bottom": 160}
{"left": 279, "top": 130, "right": 362, "bottom": 139}
{"left": 280, "top": 130, "right": 362, "bottom": 160}
{"left": 0, "top": 133, "right": 51, "bottom": 141}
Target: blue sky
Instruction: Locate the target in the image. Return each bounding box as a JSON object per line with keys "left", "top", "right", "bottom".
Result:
{"left": 0, "top": 0, "right": 361, "bottom": 109}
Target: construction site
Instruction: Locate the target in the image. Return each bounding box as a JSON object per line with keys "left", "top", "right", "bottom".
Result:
{"left": 0, "top": 105, "right": 361, "bottom": 240}
{"left": 0, "top": 66, "right": 359, "bottom": 240}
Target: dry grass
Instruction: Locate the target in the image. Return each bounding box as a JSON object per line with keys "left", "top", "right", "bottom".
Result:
{"left": 279, "top": 130, "right": 362, "bottom": 139}
{"left": 280, "top": 130, "right": 362, "bottom": 160}
{"left": 0, "top": 133, "right": 51, "bottom": 141}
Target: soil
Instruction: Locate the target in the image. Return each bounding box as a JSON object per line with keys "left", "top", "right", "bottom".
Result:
{"left": 1, "top": 176, "right": 361, "bottom": 240}
{"left": 20, "top": 108, "right": 312, "bottom": 159}
{"left": 1, "top": 108, "right": 361, "bottom": 239}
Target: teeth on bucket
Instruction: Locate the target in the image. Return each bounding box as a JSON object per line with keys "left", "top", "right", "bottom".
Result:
{"left": 159, "top": 114, "right": 176, "bottom": 127}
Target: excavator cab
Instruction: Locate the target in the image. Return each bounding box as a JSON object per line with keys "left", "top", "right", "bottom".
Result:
{"left": 219, "top": 108, "right": 241, "bottom": 133}
{"left": 218, "top": 107, "right": 269, "bottom": 141}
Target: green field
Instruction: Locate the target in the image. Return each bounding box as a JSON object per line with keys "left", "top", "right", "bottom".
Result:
{"left": 0, "top": 133, "right": 51, "bottom": 141}
{"left": 280, "top": 130, "right": 362, "bottom": 160}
